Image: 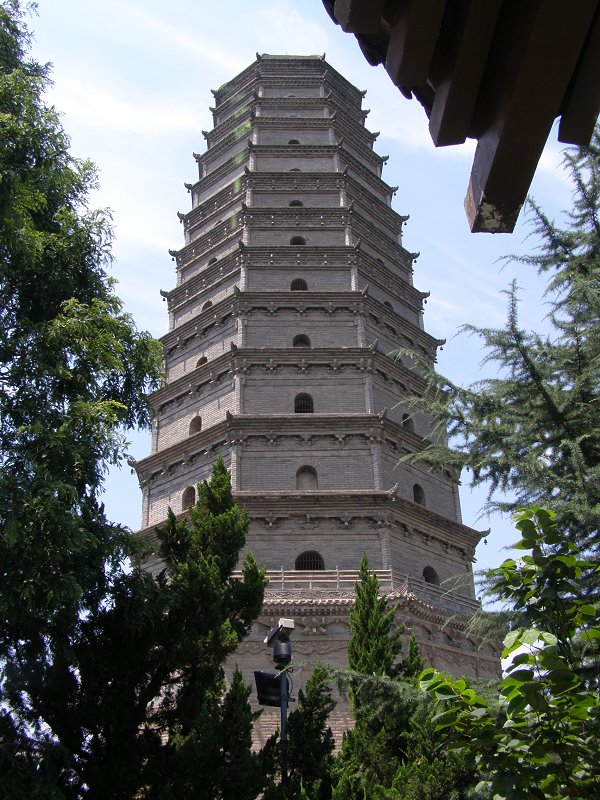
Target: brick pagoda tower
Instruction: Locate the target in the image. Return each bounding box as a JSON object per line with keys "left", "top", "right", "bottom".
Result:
{"left": 135, "top": 55, "right": 499, "bottom": 704}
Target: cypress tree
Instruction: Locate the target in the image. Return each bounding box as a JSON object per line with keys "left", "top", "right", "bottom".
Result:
{"left": 333, "top": 556, "right": 478, "bottom": 800}
{"left": 285, "top": 664, "right": 336, "bottom": 800}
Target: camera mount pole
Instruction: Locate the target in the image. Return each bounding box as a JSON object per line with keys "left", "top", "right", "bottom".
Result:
{"left": 279, "top": 666, "right": 288, "bottom": 788}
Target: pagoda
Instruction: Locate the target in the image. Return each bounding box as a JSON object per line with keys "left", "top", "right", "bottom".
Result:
{"left": 135, "top": 55, "right": 500, "bottom": 708}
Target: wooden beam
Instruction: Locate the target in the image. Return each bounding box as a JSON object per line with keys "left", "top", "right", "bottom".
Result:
{"left": 385, "top": 0, "right": 446, "bottom": 88}
{"left": 466, "top": 0, "right": 595, "bottom": 232}
{"left": 558, "top": 2, "right": 600, "bottom": 145}
{"left": 428, "top": 0, "right": 502, "bottom": 146}
{"left": 333, "top": 0, "right": 385, "bottom": 34}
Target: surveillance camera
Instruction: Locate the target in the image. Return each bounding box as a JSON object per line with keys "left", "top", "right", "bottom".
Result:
{"left": 264, "top": 617, "right": 295, "bottom": 645}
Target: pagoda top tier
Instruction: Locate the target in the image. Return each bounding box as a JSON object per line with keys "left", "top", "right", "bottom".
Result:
{"left": 211, "top": 53, "right": 366, "bottom": 110}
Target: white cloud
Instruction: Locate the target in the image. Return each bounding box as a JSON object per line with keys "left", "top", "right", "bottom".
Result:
{"left": 46, "top": 73, "right": 203, "bottom": 138}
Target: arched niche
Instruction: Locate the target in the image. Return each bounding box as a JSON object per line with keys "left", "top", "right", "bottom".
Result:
{"left": 189, "top": 416, "right": 202, "bottom": 435}
{"left": 182, "top": 486, "right": 196, "bottom": 511}
{"left": 293, "top": 334, "right": 310, "bottom": 348}
{"left": 423, "top": 565, "right": 440, "bottom": 586}
{"left": 296, "top": 465, "right": 317, "bottom": 489}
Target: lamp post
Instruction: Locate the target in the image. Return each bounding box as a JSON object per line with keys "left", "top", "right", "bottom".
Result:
{"left": 254, "top": 617, "right": 294, "bottom": 788}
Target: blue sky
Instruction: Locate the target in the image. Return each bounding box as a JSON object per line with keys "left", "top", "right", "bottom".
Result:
{"left": 29, "top": 0, "right": 575, "bottom": 578}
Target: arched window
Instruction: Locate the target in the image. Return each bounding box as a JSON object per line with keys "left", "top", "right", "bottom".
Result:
{"left": 291, "top": 278, "right": 307, "bottom": 291}
{"left": 413, "top": 483, "right": 426, "bottom": 506}
{"left": 208, "top": 257, "right": 218, "bottom": 265}
{"left": 295, "top": 551, "right": 324, "bottom": 570}
{"left": 290, "top": 235, "right": 306, "bottom": 245}
{"left": 189, "top": 416, "right": 202, "bottom": 435}
{"left": 293, "top": 334, "right": 310, "bottom": 348}
{"left": 288, "top": 138, "right": 300, "bottom": 144}
{"left": 376, "top": 257, "right": 384, "bottom": 266}
{"left": 289, "top": 199, "right": 303, "bottom": 207}
{"left": 196, "top": 356, "right": 208, "bottom": 368}
{"left": 294, "top": 393, "right": 313, "bottom": 413}
{"left": 182, "top": 486, "right": 196, "bottom": 511}
{"left": 290, "top": 167, "right": 301, "bottom": 172}
{"left": 423, "top": 566, "right": 440, "bottom": 586}
{"left": 296, "top": 465, "right": 317, "bottom": 489}
{"left": 402, "top": 414, "right": 414, "bottom": 432}
{"left": 202, "top": 300, "right": 213, "bottom": 311}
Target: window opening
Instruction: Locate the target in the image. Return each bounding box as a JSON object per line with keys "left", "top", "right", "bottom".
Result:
{"left": 423, "top": 566, "right": 440, "bottom": 585}
{"left": 293, "top": 334, "right": 310, "bottom": 348}
{"left": 294, "top": 393, "right": 314, "bottom": 413}
{"left": 291, "top": 278, "right": 307, "bottom": 291}
{"left": 290, "top": 235, "right": 306, "bottom": 245}
{"left": 413, "top": 483, "right": 426, "bottom": 505}
{"left": 402, "top": 414, "right": 414, "bottom": 432}
{"left": 295, "top": 551, "right": 324, "bottom": 570}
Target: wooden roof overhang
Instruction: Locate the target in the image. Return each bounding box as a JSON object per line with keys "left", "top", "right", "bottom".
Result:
{"left": 322, "top": 0, "right": 600, "bottom": 233}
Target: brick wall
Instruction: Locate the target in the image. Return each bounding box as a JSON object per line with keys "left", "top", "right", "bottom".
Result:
{"left": 251, "top": 190, "right": 341, "bottom": 207}
{"left": 239, "top": 442, "right": 376, "bottom": 492}
{"left": 255, "top": 154, "right": 335, "bottom": 172}
{"left": 246, "top": 267, "right": 351, "bottom": 291}
{"left": 244, "top": 315, "right": 359, "bottom": 348}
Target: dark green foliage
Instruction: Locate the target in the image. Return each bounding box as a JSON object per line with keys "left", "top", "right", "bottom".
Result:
{"left": 348, "top": 553, "right": 404, "bottom": 682}
{"left": 148, "top": 666, "right": 265, "bottom": 800}
{"left": 396, "top": 631, "right": 425, "bottom": 681}
{"left": 333, "top": 557, "right": 477, "bottom": 800}
{"left": 0, "top": 6, "right": 267, "bottom": 798}
{"left": 2, "top": 454, "right": 267, "bottom": 799}
{"left": 400, "top": 129, "right": 600, "bottom": 552}
{"left": 421, "top": 508, "right": 600, "bottom": 800}
{"left": 283, "top": 664, "right": 336, "bottom": 800}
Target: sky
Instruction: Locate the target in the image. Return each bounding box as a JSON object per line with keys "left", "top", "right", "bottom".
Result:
{"left": 28, "top": 0, "right": 576, "bottom": 580}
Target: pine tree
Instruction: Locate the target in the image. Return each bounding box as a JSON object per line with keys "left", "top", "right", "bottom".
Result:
{"left": 401, "top": 128, "right": 600, "bottom": 553}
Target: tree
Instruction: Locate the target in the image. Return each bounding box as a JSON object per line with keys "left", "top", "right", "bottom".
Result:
{"left": 0, "top": 6, "right": 267, "bottom": 797}
{"left": 132, "top": 458, "right": 267, "bottom": 800}
{"left": 420, "top": 507, "right": 600, "bottom": 800}
{"left": 348, "top": 553, "right": 404, "bottom": 684}
{"left": 401, "top": 129, "right": 600, "bottom": 552}
{"left": 332, "top": 556, "right": 475, "bottom": 800}
{"left": 285, "top": 664, "right": 336, "bottom": 800}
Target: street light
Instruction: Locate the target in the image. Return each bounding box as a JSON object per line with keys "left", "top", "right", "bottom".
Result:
{"left": 254, "top": 617, "right": 294, "bottom": 787}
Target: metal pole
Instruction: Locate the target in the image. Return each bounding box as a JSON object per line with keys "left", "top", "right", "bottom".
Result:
{"left": 280, "top": 669, "right": 288, "bottom": 788}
